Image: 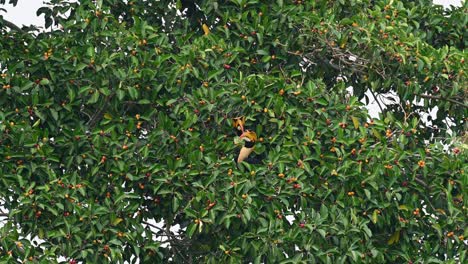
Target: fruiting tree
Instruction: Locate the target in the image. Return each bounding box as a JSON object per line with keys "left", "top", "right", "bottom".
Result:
{"left": 0, "top": 0, "right": 466, "bottom": 263}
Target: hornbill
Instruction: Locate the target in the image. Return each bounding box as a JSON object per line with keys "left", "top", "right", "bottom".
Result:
{"left": 236, "top": 130, "right": 263, "bottom": 165}
{"left": 232, "top": 116, "right": 263, "bottom": 166}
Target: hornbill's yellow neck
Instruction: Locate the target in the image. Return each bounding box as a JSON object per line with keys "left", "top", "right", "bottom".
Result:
{"left": 232, "top": 116, "right": 245, "bottom": 136}
{"left": 237, "top": 130, "right": 257, "bottom": 164}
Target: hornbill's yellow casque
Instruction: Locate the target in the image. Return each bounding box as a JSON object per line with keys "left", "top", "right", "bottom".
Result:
{"left": 232, "top": 116, "right": 246, "bottom": 136}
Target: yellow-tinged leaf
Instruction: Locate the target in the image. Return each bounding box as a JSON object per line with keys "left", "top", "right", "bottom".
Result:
{"left": 350, "top": 208, "right": 358, "bottom": 224}
{"left": 112, "top": 218, "right": 123, "bottom": 226}
{"left": 233, "top": 137, "right": 242, "bottom": 145}
{"left": 436, "top": 209, "right": 446, "bottom": 215}
{"left": 104, "top": 113, "right": 113, "bottom": 120}
{"left": 372, "top": 209, "right": 378, "bottom": 224}
{"left": 32, "top": 119, "right": 41, "bottom": 128}
{"left": 387, "top": 230, "right": 400, "bottom": 245}
{"left": 198, "top": 220, "right": 204, "bottom": 233}
{"left": 351, "top": 116, "right": 360, "bottom": 129}
{"left": 202, "top": 24, "right": 210, "bottom": 35}
{"left": 372, "top": 128, "right": 382, "bottom": 140}
{"left": 398, "top": 205, "right": 409, "bottom": 211}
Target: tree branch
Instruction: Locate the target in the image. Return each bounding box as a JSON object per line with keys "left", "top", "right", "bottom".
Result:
{"left": 418, "top": 94, "right": 468, "bottom": 108}
{"left": 369, "top": 89, "right": 385, "bottom": 114}
{"left": 87, "top": 92, "right": 115, "bottom": 129}
{"left": 143, "top": 220, "right": 166, "bottom": 233}
{"left": 0, "top": 17, "right": 24, "bottom": 32}
{"left": 414, "top": 176, "right": 429, "bottom": 189}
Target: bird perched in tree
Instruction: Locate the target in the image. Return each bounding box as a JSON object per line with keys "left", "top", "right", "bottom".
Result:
{"left": 236, "top": 130, "right": 260, "bottom": 165}
{"left": 232, "top": 116, "right": 263, "bottom": 166}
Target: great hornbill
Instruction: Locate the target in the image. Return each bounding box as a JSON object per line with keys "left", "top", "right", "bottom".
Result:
{"left": 232, "top": 116, "right": 263, "bottom": 166}
{"left": 237, "top": 130, "right": 258, "bottom": 164}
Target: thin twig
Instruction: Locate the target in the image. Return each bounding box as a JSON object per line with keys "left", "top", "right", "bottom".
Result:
{"left": 87, "top": 91, "right": 115, "bottom": 129}
{"left": 0, "top": 18, "right": 23, "bottom": 32}
{"left": 414, "top": 177, "right": 429, "bottom": 189}
{"left": 418, "top": 94, "right": 467, "bottom": 108}
{"left": 166, "top": 220, "right": 189, "bottom": 262}
{"left": 143, "top": 220, "right": 165, "bottom": 231}
{"left": 369, "top": 89, "right": 384, "bottom": 114}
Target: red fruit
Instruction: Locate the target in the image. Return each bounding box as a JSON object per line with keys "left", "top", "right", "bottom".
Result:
{"left": 154, "top": 197, "right": 161, "bottom": 204}
{"left": 401, "top": 181, "right": 408, "bottom": 187}
{"left": 293, "top": 184, "right": 301, "bottom": 189}
{"left": 69, "top": 260, "right": 77, "bottom": 264}
{"left": 299, "top": 223, "right": 305, "bottom": 228}
{"left": 207, "top": 202, "right": 216, "bottom": 210}
{"left": 223, "top": 64, "right": 231, "bottom": 69}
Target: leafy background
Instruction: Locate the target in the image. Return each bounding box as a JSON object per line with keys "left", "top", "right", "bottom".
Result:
{"left": 0, "top": 0, "right": 466, "bottom": 263}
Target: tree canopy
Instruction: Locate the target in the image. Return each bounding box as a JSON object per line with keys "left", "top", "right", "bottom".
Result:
{"left": 0, "top": 0, "right": 466, "bottom": 263}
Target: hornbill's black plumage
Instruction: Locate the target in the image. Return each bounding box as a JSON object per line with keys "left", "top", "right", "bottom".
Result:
{"left": 235, "top": 130, "right": 264, "bottom": 166}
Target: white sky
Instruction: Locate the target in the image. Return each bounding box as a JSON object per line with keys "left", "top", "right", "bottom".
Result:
{"left": 0, "top": 0, "right": 463, "bottom": 28}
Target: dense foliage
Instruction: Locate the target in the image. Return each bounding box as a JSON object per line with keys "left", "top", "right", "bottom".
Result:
{"left": 0, "top": 0, "right": 466, "bottom": 263}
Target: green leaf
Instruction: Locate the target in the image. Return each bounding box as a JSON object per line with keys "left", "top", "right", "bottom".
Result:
{"left": 372, "top": 210, "right": 378, "bottom": 224}
{"left": 112, "top": 218, "right": 123, "bottom": 226}
{"left": 88, "top": 92, "right": 100, "bottom": 104}
{"left": 316, "top": 98, "right": 328, "bottom": 106}
{"left": 128, "top": 87, "right": 139, "bottom": 100}
{"left": 243, "top": 208, "right": 251, "bottom": 221}
{"left": 172, "top": 197, "right": 179, "bottom": 213}
{"left": 50, "top": 109, "right": 58, "bottom": 121}
{"left": 166, "top": 99, "right": 178, "bottom": 106}
{"left": 39, "top": 78, "right": 50, "bottom": 85}
{"left": 117, "top": 89, "right": 125, "bottom": 101}
{"left": 187, "top": 223, "right": 197, "bottom": 238}
{"left": 387, "top": 230, "right": 400, "bottom": 245}
{"left": 317, "top": 229, "right": 326, "bottom": 238}
{"left": 372, "top": 129, "right": 382, "bottom": 140}
{"left": 398, "top": 205, "right": 409, "bottom": 211}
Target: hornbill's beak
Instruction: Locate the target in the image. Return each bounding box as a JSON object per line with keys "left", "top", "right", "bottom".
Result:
{"left": 232, "top": 116, "right": 245, "bottom": 136}
{"left": 239, "top": 130, "right": 257, "bottom": 142}
{"left": 237, "top": 130, "right": 257, "bottom": 164}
